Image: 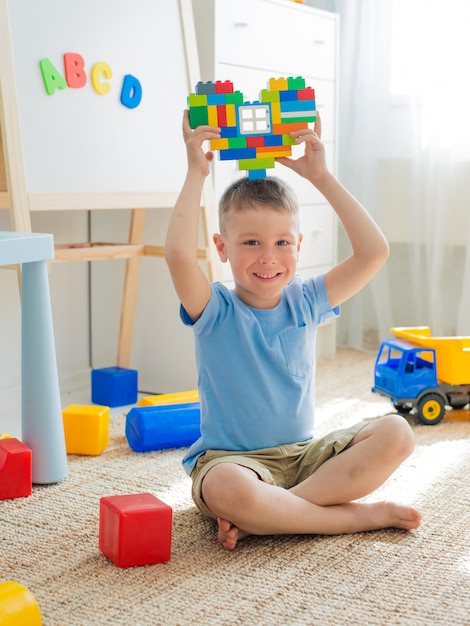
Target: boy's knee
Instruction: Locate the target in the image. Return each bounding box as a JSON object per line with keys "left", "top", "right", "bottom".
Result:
{"left": 201, "top": 463, "right": 260, "bottom": 515}
{"left": 381, "top": 414, "right": 415, "bottom": 459}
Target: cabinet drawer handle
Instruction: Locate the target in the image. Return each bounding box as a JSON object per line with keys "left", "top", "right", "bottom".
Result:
{"left": 314, "top": 39, "right": 326, "bottom": 45}
{"left": 234, "top": 22, "right": 249, "bottom": 28}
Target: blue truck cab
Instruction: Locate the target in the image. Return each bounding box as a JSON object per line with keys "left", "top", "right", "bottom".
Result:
{"left": 373, "top": 340, "right": 438, "bottom": 401}
{"left": 372, "top": 339, "right": 447, "bottom": 423}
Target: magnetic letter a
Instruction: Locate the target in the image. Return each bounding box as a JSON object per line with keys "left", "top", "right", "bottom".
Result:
{"left": 39, "top": 58, "right": 67, "bottom": 95}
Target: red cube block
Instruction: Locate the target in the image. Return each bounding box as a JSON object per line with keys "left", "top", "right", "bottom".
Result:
{"left": 0, "top": 438, "right": 32, "bottom": 500}
{"left": 99, "top": 493, "right": 172, "bottom": 567}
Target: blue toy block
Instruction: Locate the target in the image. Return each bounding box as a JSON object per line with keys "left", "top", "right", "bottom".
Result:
{"left": 125, "top": 403, "right": 201, "bottom": 452}
{"left": 206, "top": 93, "right": 229, "bottom": 105}
{"left": 264, "top": 135, "right": 283, "bottom": 146}
{"left": 219, "top": 147, "right": 257, "bottom": 160}
{"left": 279, "top": 89, "right": 297, "bottom": 101}
{"left": 248, "top": 170, "right": 268, "bottom": 180}
{"left": 280, "top": 99, "right": 316, "bottom": 113}
{"left": 92, "top": 366, "right": 138, "bottom": 407}
{"left": 220, "top": 126, "right": 239, "bottom": 138}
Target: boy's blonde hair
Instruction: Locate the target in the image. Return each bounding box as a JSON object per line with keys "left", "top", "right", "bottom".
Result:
{"left": 218, "top": 177, "right": 299, "bottom": 234}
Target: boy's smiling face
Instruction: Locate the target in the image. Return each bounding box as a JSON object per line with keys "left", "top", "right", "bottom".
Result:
{"left": 213, "top": 205, "right": 302, "bottom": 310}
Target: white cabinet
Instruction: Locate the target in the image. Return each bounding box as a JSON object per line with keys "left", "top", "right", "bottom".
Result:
{"left": 192, "top": 0, "right": 339, "bottom": 356}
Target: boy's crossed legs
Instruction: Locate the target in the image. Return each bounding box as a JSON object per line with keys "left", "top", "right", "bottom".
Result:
{"left": 196, "top": 415, "right": 421, "bottom": 550}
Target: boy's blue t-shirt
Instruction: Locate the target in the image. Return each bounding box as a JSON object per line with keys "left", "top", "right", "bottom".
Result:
{"left": 180, "top": 274, "right": 339, "bottom": 476}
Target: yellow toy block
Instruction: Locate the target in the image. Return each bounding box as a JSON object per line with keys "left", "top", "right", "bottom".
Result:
{"left": 0, "top": 433, "right": 13, "bottom": 439}
{"left": 210, "top": 138, "right": 229, "bottom": 150}
{"left": 0, "top": 581, "right": 42, "bottom": 625}
{"left": 207, "top": 105, "right": 218, "bottom": 126}
{"left": 226, "top": 104, "right": 237, "bottom": 126}
{"left": 137, "top": 389, "right": 199, "bottom": 407}
{"left": 269, "top": 77, "right": 288, "bottom": 91}
{"left": 62, "top": 404, "right": 110, "bottom": 455}
{"left": 270, "top": 101, "right": 281, "bottom": 124}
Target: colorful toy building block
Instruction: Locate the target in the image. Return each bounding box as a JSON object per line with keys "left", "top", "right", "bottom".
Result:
{"left": 0, "top": 581, "right": 42, "bottom": 625}
{"left": 62, "top": 404, "right": 110, "bottom": 455}
{"left": 0, "top": 438, "right": 32, "bottom": 500}
{"left": 91, "top": 366, "right": 138, "bottom": 407}
{"left": 188, "top": 76, "right": 316, "bottom": 179}
{"left": 125, "top": 403, "right": 200, "bottom": 452}
{"left": 137, "top": 389, "right": 199, "bottom": 407}
{"left": 99, "top": 493, "right": 172, "bottom": 567}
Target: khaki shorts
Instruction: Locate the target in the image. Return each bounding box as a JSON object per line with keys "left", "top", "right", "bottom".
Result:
{"left": 190, "top": 421, "right": 368, "bottom": 519}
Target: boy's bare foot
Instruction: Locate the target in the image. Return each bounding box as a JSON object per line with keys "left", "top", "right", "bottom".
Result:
{"left": 217, "top": 518, "right": 249, "bottom": 551}
{"left": 358, "top": 501, "right": 422, "bottom": 531}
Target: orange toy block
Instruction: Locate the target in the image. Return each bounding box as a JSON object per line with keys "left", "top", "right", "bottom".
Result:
{"left": 0, "top": 438, "right": 32, "bottom": 500}
{"left": 99, "top": 493, "right": 172, "bottom": 567}
{"left": 62, "top": 404, "right": 110, "bottom": 455}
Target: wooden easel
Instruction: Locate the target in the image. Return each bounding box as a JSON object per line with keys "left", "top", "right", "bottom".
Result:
{"left": 0, "top": 0, "right": 220, "bottom": 368}
{"left": 0, "top": 125, "right": 218, "bottom": 368}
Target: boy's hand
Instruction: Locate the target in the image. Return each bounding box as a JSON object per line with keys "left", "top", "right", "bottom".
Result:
{"left": 276, "top": 113, "right": 328, "bottom": 184}
{"left": 183, "top": 110, "right": 221, "bottom": 178}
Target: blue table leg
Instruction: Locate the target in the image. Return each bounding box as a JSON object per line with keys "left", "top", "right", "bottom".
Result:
{"left": 21, "top": 260, "right": 68, "bottom": 484}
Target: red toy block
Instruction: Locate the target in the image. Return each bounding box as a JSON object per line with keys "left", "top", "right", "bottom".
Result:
{"left": 99, "top": 493, "right": 172, "bottom": 567}
{"left": 215, "top": 80, "right": 234, "bottom": 94}
{"left": 246, "top": 136, "right": 265, "bottom": 148}
{"left": 217, "top": 104, "right": 227, "bottom": 127}
{"left": 0, "top": 438, "right": 32, "bottom": 500}
{"left": 298, "top": 87, "right": 315, "bottom": 100}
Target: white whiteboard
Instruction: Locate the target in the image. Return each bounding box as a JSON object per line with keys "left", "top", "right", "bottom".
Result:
{"left": 1, "top": 0, "right": 195, "bottom": 206}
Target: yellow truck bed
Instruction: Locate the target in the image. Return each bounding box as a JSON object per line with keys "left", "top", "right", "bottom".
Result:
{"left": 391, "top": 326, "right": 470, "bottom": 386}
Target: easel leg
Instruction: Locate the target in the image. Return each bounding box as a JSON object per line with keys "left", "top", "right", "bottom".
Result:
{"left": 117, "top": 209, "right": 146, "bottom": 368}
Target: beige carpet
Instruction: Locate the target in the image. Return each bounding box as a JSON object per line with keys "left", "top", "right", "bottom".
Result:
{"left": 2, "top": 349, "right": 470, "bottom": 626}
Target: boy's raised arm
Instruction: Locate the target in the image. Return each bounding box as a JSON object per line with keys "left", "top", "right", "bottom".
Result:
{"left": 277, "top": 114, "right": 389, "bottom": 308}
{"left": 165, "top": 112, "right": 221, "bottom": 321}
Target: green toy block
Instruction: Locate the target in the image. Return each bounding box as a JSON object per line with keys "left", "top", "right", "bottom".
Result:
{"left": 188, "top": 93, "right": 208, "bottom": 106}
{"left": 225, "top": 91, "right": 244, "bottom": 104}
{"left": 260, "top": 89, "right": 280, "bottom": 103}
{"left": 188, "top": 106, "right": 209, "bottom": 128}
{"left": 288, "top": 76, "right": 306, "bottom": 89}
{"left": 228, "top": 136, "right": 247, "bottom": 149}
{"left": 280, "top": 115, "right": 317, "bottom": 124}
{"left": 281, "top": 134, "right": 298, "bottom": 146}
{"left": 238, "top": 157, "right": 275, "bottom": 171}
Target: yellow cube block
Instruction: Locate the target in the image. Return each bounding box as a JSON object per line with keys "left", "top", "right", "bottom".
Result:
{"left": 62, "top": 404, "right": 110, "bottom": 455}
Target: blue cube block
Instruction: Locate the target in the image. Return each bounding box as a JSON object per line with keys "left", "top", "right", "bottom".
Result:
{"left": 92, "top": 367, "right": 138, "bottom": 407}
{"left": 125, "top": 403, "right": 201, "bottom": 452}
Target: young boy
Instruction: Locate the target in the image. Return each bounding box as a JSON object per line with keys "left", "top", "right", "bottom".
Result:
{"left": 165, "top": 110, "right": 421, "bottom": 551}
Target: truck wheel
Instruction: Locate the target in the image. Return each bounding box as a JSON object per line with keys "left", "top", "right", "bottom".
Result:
{"left": 393, "top": 403, "right": 413, "bottom": 414}
{"left": 417, "top": 394, "right": 445, "bottom": 425}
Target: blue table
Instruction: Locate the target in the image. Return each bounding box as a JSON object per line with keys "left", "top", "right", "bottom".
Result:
{"left": 0, "top": 231, "right": 67, "bottom": 484}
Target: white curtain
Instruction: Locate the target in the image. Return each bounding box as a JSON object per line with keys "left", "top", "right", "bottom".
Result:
{"left": 333, "top": 0, "right": 470, "bottom": 350}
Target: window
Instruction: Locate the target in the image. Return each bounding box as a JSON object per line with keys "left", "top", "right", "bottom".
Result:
{"left": 238, "top": 104, "right": 271, "bottom": 135}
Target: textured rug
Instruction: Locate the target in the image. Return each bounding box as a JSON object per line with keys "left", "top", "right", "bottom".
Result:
{"left": 2, "top": 349, "right": 470, "bottom": 626}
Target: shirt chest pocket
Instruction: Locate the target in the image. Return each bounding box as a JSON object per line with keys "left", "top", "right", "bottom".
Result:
{"left": 279, "top": 324, "right": 313, "bottom": 379}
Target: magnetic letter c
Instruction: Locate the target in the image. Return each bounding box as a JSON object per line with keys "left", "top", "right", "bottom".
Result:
{"left": 91, "top": 61, "right": 113, "bottom": 95}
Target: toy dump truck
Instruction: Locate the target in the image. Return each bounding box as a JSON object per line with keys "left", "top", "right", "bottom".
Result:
{"left": 372, "top": 326, "right": 470, "bottom": 424}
